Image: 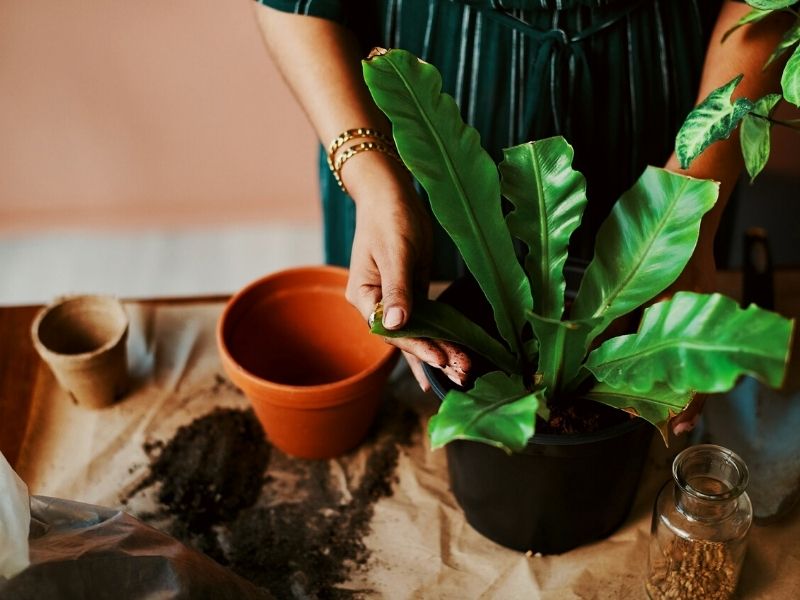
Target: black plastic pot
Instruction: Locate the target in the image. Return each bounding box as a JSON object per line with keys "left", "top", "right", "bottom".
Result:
{"left": 425, "top": 268, "right": 653, "bottom": 554}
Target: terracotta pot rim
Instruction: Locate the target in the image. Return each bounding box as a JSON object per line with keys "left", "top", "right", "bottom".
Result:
{"left": 217, "top": 265, "right": 398, "bottom": 403}
{"left": 31, "top": 294, "right": 129, "bottom": 362}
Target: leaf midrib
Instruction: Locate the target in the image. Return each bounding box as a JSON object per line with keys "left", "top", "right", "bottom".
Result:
{"left": 591, "top": 177, "right": 690, "bottom": 320}
{"left": 595, "top": 337, "right": 781, "bottom": 369}
{"left": 587, "top": 390, "right": 687, "bottom": 409}
{"left": 530, "top": 144, "right": 552, "bottom": 317}
{"left": 386, "top": 56, "right": 521, "bottom": 354}
{"left": 462, "top": 392, "right": 535, "bottom": 433}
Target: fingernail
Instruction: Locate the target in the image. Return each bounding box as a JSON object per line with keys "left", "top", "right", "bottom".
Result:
{"left": 672, "top": 421, "right": 696, "bottom": 436}
{"left": 443, "top": 366, "right": 466, "bottom": 387}
{"left": 382, "top": 306, "right": 405, "bottom": 329}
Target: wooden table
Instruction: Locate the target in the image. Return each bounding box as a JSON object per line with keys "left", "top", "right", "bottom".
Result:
{"left": 2, "top": 270, "right": 799, "bottom": 470}
{"left": 0, "top": 296, "right": 227, "bottom": 469}
{"left": 2, "top": 277, "right": 800, "bottom": 599}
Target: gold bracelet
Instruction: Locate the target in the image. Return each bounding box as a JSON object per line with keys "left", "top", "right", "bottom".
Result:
{"left": 326, "top": 128, "right": 393, "bottom": 179}
{"left": 332, "top": 141, "right": 405, "bottom": 196}
{"left": 327, "top": 127, "right": 392, "bottom": 159}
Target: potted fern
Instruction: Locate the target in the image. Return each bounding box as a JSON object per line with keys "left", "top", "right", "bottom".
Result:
{"left": 363, "top": 48, "right": 794, "bottom": 553}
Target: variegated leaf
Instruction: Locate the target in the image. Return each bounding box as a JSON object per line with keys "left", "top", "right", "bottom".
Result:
{"left": 764, "top": 21, "right": 800, "bottom": 69}
{"left": 782, "top": 43, "right": 800, "bottom": 105}
{"left": 675, "top": 75, "right": 754, "bottom": 169}
{"left": 721, "top": 8, "right": 773, "bottom": 43}
{"left": 741, "top": 93, "right": 782, "bottom": 182}
{"left": 745, "top": 0, "right": 797, "bottom": 9}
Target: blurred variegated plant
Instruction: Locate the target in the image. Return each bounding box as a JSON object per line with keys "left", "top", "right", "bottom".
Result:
{"left": 676, "top": 0, "right": 800, "bottom": 181}
{"left": 363, "top": 48, "right": 795, "bottom": 454}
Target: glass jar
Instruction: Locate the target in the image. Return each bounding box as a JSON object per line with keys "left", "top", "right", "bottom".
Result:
{"left": 646, "top": 444, "right": 753, "bottom": 600}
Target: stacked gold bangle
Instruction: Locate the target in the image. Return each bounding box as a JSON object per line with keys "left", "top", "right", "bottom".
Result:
{"left": 326, "top": 128, "right": 405, "bottom": 196}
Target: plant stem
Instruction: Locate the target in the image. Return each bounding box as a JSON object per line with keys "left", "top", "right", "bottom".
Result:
{"left": 749, "top": 111, "right": 800, "bottom": 131}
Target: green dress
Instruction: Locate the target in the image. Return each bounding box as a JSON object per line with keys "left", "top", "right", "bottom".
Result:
{"left": 258, "top": 0, "right": 724, "bottom": 279}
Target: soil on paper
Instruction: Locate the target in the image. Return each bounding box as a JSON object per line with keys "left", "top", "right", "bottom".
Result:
{"left": 127, "top": 392, "right": 418, "bottom": 599}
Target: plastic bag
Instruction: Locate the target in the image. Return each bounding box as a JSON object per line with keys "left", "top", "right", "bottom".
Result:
{"left": 0, "top": 452, "right": 30, "bottom": 580}
{"left": 0, "top": 457, "right": 272, "bottom": 600}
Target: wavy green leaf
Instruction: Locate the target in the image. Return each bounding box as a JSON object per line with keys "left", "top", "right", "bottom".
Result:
{"left": 371, "top": 298, "right": 518, "bottom": 373}
{"left": 741, "top": 93, "right": 782, "bottom": 182}
{"left": 765, "top": 21, "right": 800, "bottom": 69}
{"left": 722, "top": 8, "right": 773, "bottom": 43}
{"left": 570, "top": 168, "right": 719, "bottom": 347}
{"left": 363, "top": 49, "right": 531, "bottom": 356}
{"left": 584, "top": 291, "right": 795, "bottom": 394}
{"left": 585, "top": 382, "right": 693, "bottom": 445}
{"left": 500, "top": 137, "right": 588, "bottom": 320}
{"left": 428, "top": 371, "right": 546, "bottom": 453}
{"left": 675, "top": 75, "right": 754, "bottom": 169}
{"left": 528, "top": 312, "right": 600, "bottom": 395}
{"left": 745, "top": 0, "right": 797, "bottom": 9}
{"left": 782, "top": 43, "right": 800, "bottom": 105}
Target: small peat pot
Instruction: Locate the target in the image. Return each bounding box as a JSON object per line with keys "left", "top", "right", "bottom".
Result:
{"left": 217, "top": 265, "right": 398, "bottom": 459}
{"left": 31, "top": 294, "right": 129, "bottom": 409}
{"left": 425, "top": 274, "right": 652, "bottom": 554}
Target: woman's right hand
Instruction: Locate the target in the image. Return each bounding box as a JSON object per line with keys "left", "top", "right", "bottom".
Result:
{"left": 343, "top": 153, "right": 471, "bottom": 391}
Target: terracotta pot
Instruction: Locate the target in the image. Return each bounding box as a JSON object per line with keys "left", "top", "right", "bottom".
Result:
{"left": 217, "top": 266, "right": 398, "bottom": 459}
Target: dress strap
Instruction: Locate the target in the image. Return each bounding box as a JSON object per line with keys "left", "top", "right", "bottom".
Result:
{"left": 476, "top": 0, "right": 648, "bottom": 44}
{"left": 472, "top": 0, "right": 650, "bottom": 138}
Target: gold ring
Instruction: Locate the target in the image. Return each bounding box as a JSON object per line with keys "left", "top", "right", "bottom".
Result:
{"left": 368, "top": 301, "right": 384, "bottom": 329}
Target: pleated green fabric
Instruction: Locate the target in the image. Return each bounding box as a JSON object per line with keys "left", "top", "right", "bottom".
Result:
{"left": 259, "top": 0, "right": 724, "bottom": 279}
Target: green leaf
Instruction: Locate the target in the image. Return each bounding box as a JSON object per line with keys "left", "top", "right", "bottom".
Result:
{"left": 528, "top": 312, "right": 601, "bottom": 396}
{"left": 584, "top": 291, "right": 795, "bottom": 394}
{"left": 570, "top": 168, "right": 719, "bottom": 347}
{"left": 363, "top": 49, "right": 532, "bottom": 356}
{"left": 500, "top": 137, "right": 588, "bottom": 320}
{"left": 524, "top": 337, "right": 540, "bottom": 365}
{"left": 371, "top": 298, "right": 518, "bottom": 374}
{"left": 764, "top": 22, "right": 800, "bottom": 69}
{"left": 721, "top": 9, "right": 773, "bottom": 43}
{"left": 428, "top": 371, "right": 546, "bottom": 453}
{"left": 745, "top": 0, "right": 797, "bottom": 9}
{"left": 741, "top": 93, "right": 782, "bottom": 182}
{"left": 782, "top": 43, "right": 800, "bottom": 105}
{"left": 675, "top": 75, "right": 754, "bottom": 169}
{"left": 585, "top": 382, "right": 694, "bottom": 445}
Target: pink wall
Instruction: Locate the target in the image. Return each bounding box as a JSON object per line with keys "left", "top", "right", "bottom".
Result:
{"left": 1, "top": 2, "right": 796, "bottom": 237}
{"left": 0, "top": 0, "right": 320, "bottom": 234}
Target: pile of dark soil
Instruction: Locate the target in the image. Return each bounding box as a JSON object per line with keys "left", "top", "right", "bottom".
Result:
{"left": 129, "top": 395, "right": 417, "bottom": 599}
{"left": 537, "top": 396, "right": 632, "bottom": 435}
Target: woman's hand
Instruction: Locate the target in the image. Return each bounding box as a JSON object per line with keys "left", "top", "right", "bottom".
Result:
{"left": 253, "top": 6, "right": 471, "bottom": 391}
{"left": 343, "top": 153, "right": 471, "bottom": 391}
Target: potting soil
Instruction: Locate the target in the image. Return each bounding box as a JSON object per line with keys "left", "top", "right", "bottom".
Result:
{"left": 128, "top": 401, "right": 417, "bottom": 599}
